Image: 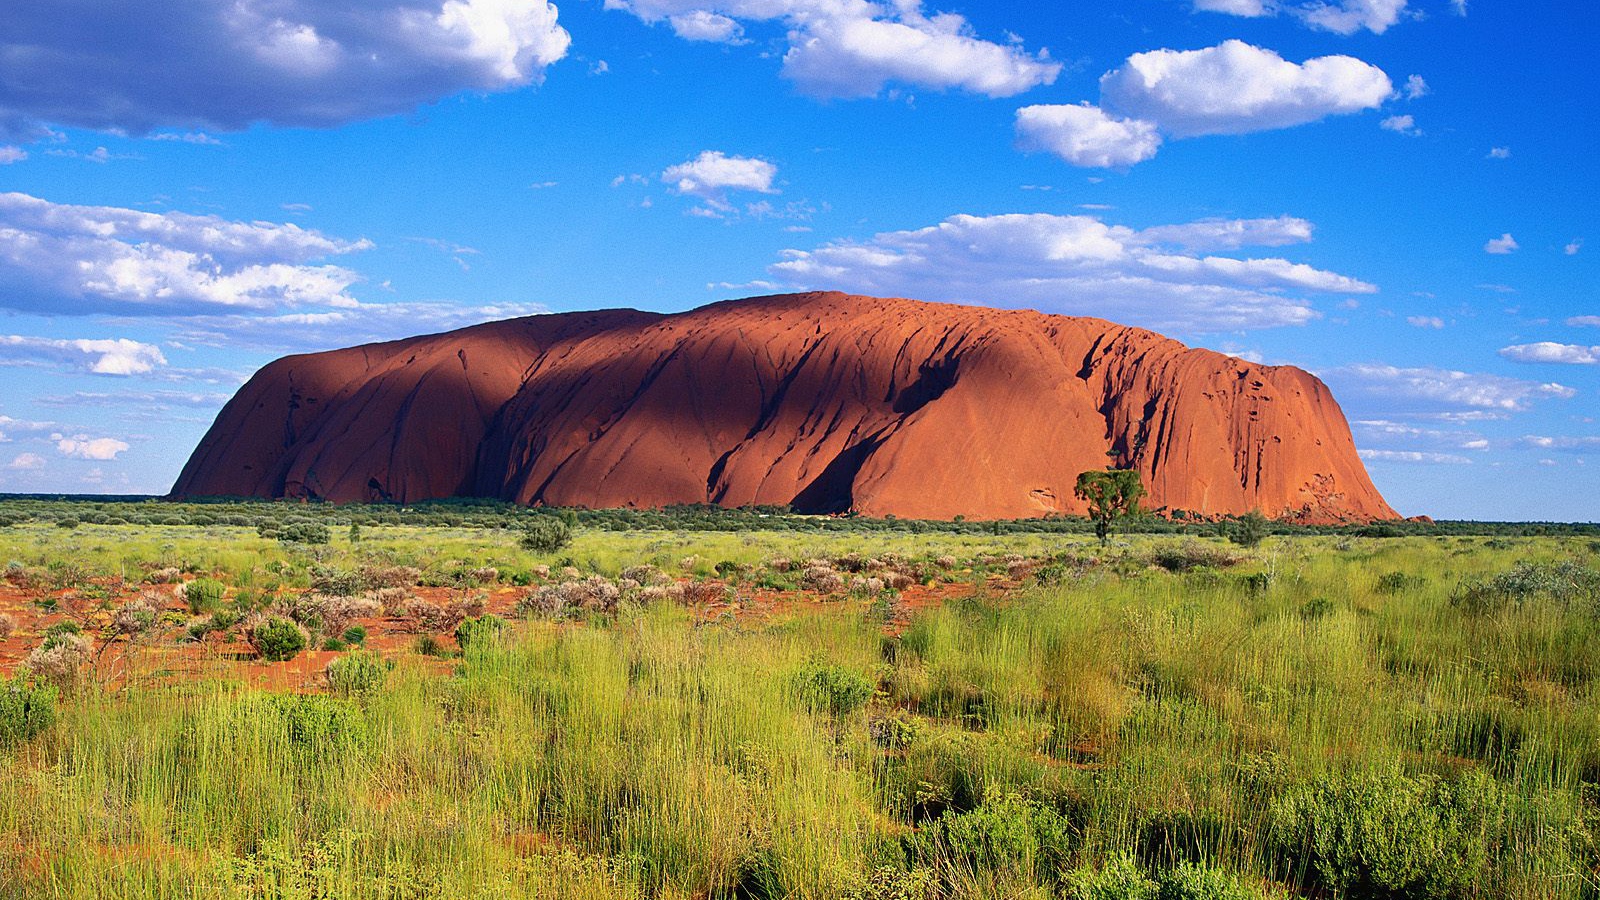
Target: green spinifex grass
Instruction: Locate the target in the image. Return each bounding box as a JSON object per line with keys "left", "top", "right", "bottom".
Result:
{"left": 0, "top": 533, "right": 1597, "bottom": 898}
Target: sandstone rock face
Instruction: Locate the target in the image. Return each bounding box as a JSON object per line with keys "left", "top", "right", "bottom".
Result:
{"left": 172, "top": 292, "right": 1397, "bottom": 522}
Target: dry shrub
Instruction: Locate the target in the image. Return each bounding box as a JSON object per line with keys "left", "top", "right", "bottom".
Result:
{"left": 519, "top": 576, "right": 623, "bottom": 617}
{"left": 559, "top": 566, "right": 582, "bottom": 580}
{"left": 111, "top": 595, "right": 161, "bottom": 638}
{"left": 453, "top": 592, "right": 488, "bottom": 619}
{"left": 680, "top": 581, "right": 729, "bottom": 605}
{"left": 362, "top": 565, "right": 422, "bottom": 589}
{"left": 638, "top": 583, "right": 687, "bottom": 604}
{"left": 369, "top": 587, "right": 413, "bottom": 616}
{"left": 468, "top": 567, "right": 499, "bottom": 584}
{"left": 769, "top": 557, "right": 792, "bottom": 573}
{"left": 935, "top": 555, "right": 958, "bottom": 569}
{"left": 620, "top": 564, "right": 669, "bottom": 586}
{"left": 0, "top": 613, "right": 14, "bottom": 640}
{"left": 531, "top": 564, "right": 551, "bottom": 579}
{"left": 885, "top": 572, "right": 916, "bottom": 591}
{"left": 849, "top": 576, "right": 886, "bottom": 595}
{"left": 1007, "top": 561, "right": 1035, "bottom": 580}
{"left": 26, "top": 633, "right": 93, "bottom": 692}
{"left": 802, "top": 566, "right": 844, "bottom": 594}
{"left": 144, "top": 567, "right": 181, "bottom": 585}
{"left": 294, "top": 595, "right": 382, "bottom": 638}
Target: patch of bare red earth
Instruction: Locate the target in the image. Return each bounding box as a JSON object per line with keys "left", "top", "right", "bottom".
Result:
{"left": 0, "top": 576, "right": 1007, "bottom": 688}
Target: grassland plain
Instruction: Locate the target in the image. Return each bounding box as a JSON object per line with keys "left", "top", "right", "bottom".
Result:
{"left": 0, "top": 504, "right": 1597, "bottom": 899}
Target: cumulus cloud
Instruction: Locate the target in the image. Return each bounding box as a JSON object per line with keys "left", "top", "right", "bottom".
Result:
{"left": 668, "top": 10, "right": 745, "bottom": 42}
{"left": 1487, "top": 146, "right": 1511, "bottom": 159}
{"left": 0, "top": 145, "right": 25, "bottom": 164}
{"left": 663, "top": 151, "right": 778, "bottom": 198}
{"left": 8, "top": 453, "right": 46, "bottom": 470}
{"left": 54, "top": 434, "right": 130, "bottom": 460}
{"left": 1381, "top": 114, "right": 1420, "bottom": 136}
{"left": 1406, "top": 315, "right": 1444, "bottom": 329}
{"left": 0, "top": 192, "right": 370, "bottom": 315}
{"left": 1499, "top": 342, "right": 1600, "bottom": 365}
{"left": 1019, "top": 41, "right": 1390, "bottom": 168}
{"left": 0, "top": 335, "right": 167, "bottom": 375}
{"left": 763, "top": 210, "right": 1374, "bottom": 332}
{"left": 1330, "top": 363, "right": 1576, "bottom": 411}
{"left": 1484, "top": 233, "right": 1518, "bottom": 254}
{"left": 604, "top": 0, "right": 1060, "bottom": 99}
{"left": 1192, "top": 0, "right": 1408, "bottom": 34}
{"left": 1402, "top": 75, "right": 1428, "bottom": 99}
{"left": 1569, "top": 315, "right": 1600, "bottom": 327}
{"left": 1353, "top": 419, "right": 1488, "bottom": 453}
{"left": 1015, "top": 104, "right": 1162, "bottom": 169}
{"left": 0, "top": 0, "right": 570, "bottom": 138}
{"left": 1566, "top": 239, "right": 1583, "bottom": 256}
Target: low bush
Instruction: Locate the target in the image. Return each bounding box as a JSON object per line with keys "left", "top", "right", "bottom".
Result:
{"left": 454, "top": 614, "right": 505, "bottom": 650}
{"left": 904, "top": 792, "right": 1076, "bottom": 883}
{"left": 325, "top": 650, "right": 390, "bottom": 696}
{"left": 795, "top": 660, "right": 874, "bottom": 715}
{"left": 278, "top": 522, "right": 331, "bottom": 545}
{"left": 182, "top": 577, "right": 226, "bottom": 614}
{"left": 519, "top": 516, "right": 572, "bottom": 554}
{"left": 0, "top": 678, "right": 57, "bottom": 747}
{"left": 1269, "top": 767, "right": 1506, "bottom": 899}
{"left": 1450, "top": 561, "right": 1600, "bottom": 614}
{"left": 248, "top": 616, "right": 308, "bottom": 662}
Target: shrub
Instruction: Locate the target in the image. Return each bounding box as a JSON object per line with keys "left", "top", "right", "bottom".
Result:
{"left": 841, "top": 866, "right": 935, "bottom": 900}
{"left": 0, "top": 678, "right": 57, "bottom": 747}
{"left": 278, "top": 522, "right": 331, "bottom": 545}
{"left": 905, "top": 792, "right": 1076, "bottom": 881}
{"left": 1269, "top": 767, "right": 1504, "bottom": 899}
{"left": 454, "top": 614, "right": 505, "bottom": 650}
{"left": 796, "top": 660, "right": 874, "bottom": 715}
{"left": 1155, "top": 863, "right": 1261, "bottom": 900}
{"left": 519, "top": 517, "right": 572, "bottom": 554}
{"left": 1376, "top": 571, "right": 1425, "bottom": 595}
{"left": 25, "top": 631, "right": 92, "bottom": 692}
{"left": 802, "top": 566, "right": 845, "bottom": 594}
{"left": 256, "top": 693, "right": 368, "bottom": 755}
{"left": 341, "top": 625, "right": 367, "bottom": 646}
{"left": 248, "top": 616, "right": 308, "bottom": 662}
{"left": 415, "top": 634, "right": 448, "bottom": 657}
{"left": 111, "top": 595, "right": 160, "bottom": 637}
{"left": 182, "top": 577, "right": 226, "bottom": 614}
{"left": 325, "top": 650, "right": 389, "bottom": 695}
{"left": 1225, "top": 512, "right": 1270, "bottom": 548}
{"left": 0, "top": 613, "right": 13, "bottom": 641}
{"left": 1450, "top": 561, "right": 1600, "bottom": 614}
{"left": 1066, "top": 854, "right": 1158, "bottom": 900}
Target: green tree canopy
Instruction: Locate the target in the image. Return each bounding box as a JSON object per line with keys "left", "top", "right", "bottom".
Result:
{"left": 1074, "top": 469, "right": 1146, "bottom": 546}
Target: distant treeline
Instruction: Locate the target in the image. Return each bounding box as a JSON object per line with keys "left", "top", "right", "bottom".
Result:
{"left": 0, "top": 494, "right": 1594, "bottom": 537}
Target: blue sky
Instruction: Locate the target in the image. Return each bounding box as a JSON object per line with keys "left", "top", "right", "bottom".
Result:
{"left": 0, "top": 0, "right": 1594, "bottom": 520}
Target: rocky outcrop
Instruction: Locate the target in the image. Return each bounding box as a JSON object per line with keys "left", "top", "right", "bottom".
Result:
{"left": 172, "top": 292, "right": 1397, "bottom": 522}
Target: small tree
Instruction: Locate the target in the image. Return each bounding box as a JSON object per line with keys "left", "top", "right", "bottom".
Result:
{"left": 1227, "top": 510, "right": 1270, "bottom": 548}
{"left": 1074, "top": 469, "right": 1145, "bottom": 547}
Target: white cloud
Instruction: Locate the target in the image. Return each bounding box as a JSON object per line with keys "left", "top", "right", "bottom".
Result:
{"left": 55, "top": 434, "right": 130, "bottom": 460}
{"left": 1101, "top": 42, "right": 1393, "bottom": 137}
{"left": 764, "top": 210, "right": 1374, "bottom": 332}
{"left": 1565, "top": 239, "right": 1582, "bottom": 255}
{"left": 167, "top": 300, "right": 551, "bottom": 354}
{"left": 149, "top": 131, "right": 223, "bottom": 146}
{"left": 1015, "top": 104, "right": 1161, "bottom": 169}
{"left": 0, "top": 335, "right": 167, "bottom": 375}
{"left": 0, "top": 145, "right": 25, "bottom": 164}
{"left": 1021, "top": 41, "right": 1391, "bottom": 167}
{"left": 1406, "top": 315, "right": 1444, "bottom": 329}
{"left": 668, "top": 10, "right": 745, "bottom": 42}
{"left": 1359, "top": 449, "right": 1472, "bottom": 465}
{"left": 1452, "top": 0, "right": 1467, "bottom": 14}
{"left": 1487, "top": 146, "right": 1511, "bottom": 159}
{"left": 1332, "top": 363, "right": 1576, "bottom": 411}
{"left": 1193, "top": 0, "right": 1273, "bottom": 15}
{"left": 1402, "top": 74, "right": 1428, "bottom": 99}
{"left": 8, "top": 453, "right": 45, "bottom": 470}
{"left": 34, "top": 389, "right": 231, "bottom": 408}
{"left": 1297, "top": 0, "right": 1408, "bottom": 35}
{"left": 1353, "top": 419, "right": 1487, "bottom": 452}
{"left": 1484, "top": 233, "right": 1518, "bottom": 254}
{"left": 1191, "top": 0, "right": 1408, "bottom": 34}
{"left": 1523, "top": 435, "right": 1600, "bottom": 452}
{"left": 1135, "top": 216, "right": 1315, "bottom": 251}
{"left": 0, "top": 0, "right": 570, "bottom": 138}
{"left": 1568, "top": 316, "right": 1600, "bottom": 327}
{"left": 1499, "top": 342, "right": 1600, "bottom": 365}
{"left": 605, "top": 0, "right": 1060, "bottom": 99}
{"left": 662, "top": 151, "right": 778, "bottom": 215}
{"left": 1380, "top": 114, "right": 1420, "bottom": 136}
{"left": 0, "top": 192, "right": 370, "bottom": 315}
